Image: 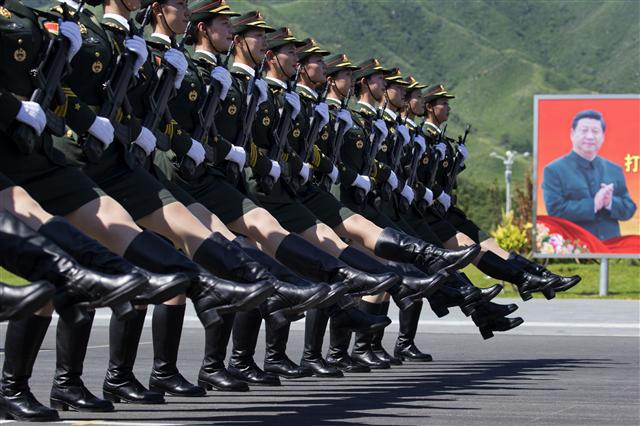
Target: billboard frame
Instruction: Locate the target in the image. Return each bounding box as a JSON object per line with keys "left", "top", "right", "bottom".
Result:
{"left": 532, "top": 93, "right": 640, "bottom": 260}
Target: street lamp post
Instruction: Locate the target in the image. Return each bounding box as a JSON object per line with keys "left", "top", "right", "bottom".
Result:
{"left": 489, "top": 150, "right": 530, "bottom": 215}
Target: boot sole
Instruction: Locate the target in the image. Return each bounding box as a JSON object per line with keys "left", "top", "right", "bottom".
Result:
{"left": 479, "top": 317, "right": 524, "bottom": 340}
{"left": 265, "top": 289, "right": 330, "bottom": 330}
{"left": 102, "top": 389, "right": 165, "bottom": 404}
{"left": 216, "top": 285, "right": 276, "bottom": 316}
{"left": 0, "top": 284, "right": 55, "bottom": 321}
{"left": 435, "top": 244, "right": 481, "bottom": 273}
{"left": 520, "top": 277, "right": 559, "bottom": 301}
{"left": 197, "top": 379, "right": 249, "bottom": 392}
{"left": 316, "top": 285, "right": 350, "bottom": 309}
{"left": 349, "top": 276, "right": 400, "bottom": 298}
{"left": 133, "top": 275, "right": 190, "bottom": 305}
{"left": 147, "top": 384, "right": 206, "bottom": 397}
{"left": 555, "top": 276, "right": 581, "bottom": 292}
{"left": 50, "top": 397, "right": 114, "bottom": 412}
{"left": 0, "top": 409, "right": 59, "bottom": 422}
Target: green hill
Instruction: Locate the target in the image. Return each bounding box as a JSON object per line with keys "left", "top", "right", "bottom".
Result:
{"left": 28, "top": 0, "right": 640, "bottom": 228}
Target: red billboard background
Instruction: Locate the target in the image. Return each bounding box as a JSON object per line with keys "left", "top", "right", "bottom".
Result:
{"left": 535, "top": 96, "right": 640, "bottom": 256}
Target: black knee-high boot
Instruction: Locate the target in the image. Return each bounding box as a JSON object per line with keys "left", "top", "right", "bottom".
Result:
{"left": 350, "top": 300, "right": 390, "bottom": 370}
{"left": 300, "top": 308, "right": 343, "bottom": 377}
{"left": 326, "top": 319, "right": 370, "bottom": 373}
{"left": 0, "top": 315, "right": 59, "bottom": 422}
{"left": 198, "top": 313, "right": 248, "bottom": 392}
{"left": 370, "top": 301, "right": 402, "bottom": 365}
{"left": 476, "top": 251, "right": 558, "bottom": 300}
{"left": 50, "top": 311, "right": 114, "bottom": 412}
{"left": 228, "top": 309, "right": 280, "bottom": 386}
{"left": 394, "top": 301, "right": 432, "bottom": 362}
{"left": 264, "top": 322, "right": 312, "bottom": 378}
{"left": 103, "top": 309, "right": 164, "bottom": 404}
{"left": 507, "top": 252, "right": 581, "bottom": 292}
{"left": 149, "top": 304, "right": 205, "bottom": 396}
{"left": 0, "top": 281, "right": 55, "bottom": 322}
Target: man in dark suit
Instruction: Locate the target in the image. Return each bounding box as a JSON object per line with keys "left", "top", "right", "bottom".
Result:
{"left": 542, "top": 109, "right": 636, "bottom": 240}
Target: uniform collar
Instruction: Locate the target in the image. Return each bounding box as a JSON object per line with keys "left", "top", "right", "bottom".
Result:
{"left": 151, "top": 32, "right": 172, "bottom": 46}
{"left": 570, "top": 150, "right": 597, "bottom": 168}
{"left": 297, "top": 84, "right": 318, "bottom": 101}
{"left": 383, "top": 108, "right": 397, "bottom": 121}
{"left": 102, "top": 13, "right": 130, "bottom": 32}
{"left": 266, "top": 76, "right": 286, "bottom": 89}
{"left": 57, "top": 0, "right": 80, "bottom": 9}
{"left": 195, "top": 49, "right": 218, "bottom": 65}
{"left": 233, "top": 62, "right": 255, "bottom": 77}
{"left": 424, "top": 121, "right": 441, "bottom": 134}
{"left": 326, "top": 97, "right": 341, "bottom": 107}
{"left": 356, "top": 101, "right": 376, "bottom": 115}
{"left": 406, "top": 117, "right": 417, "bottom": 128}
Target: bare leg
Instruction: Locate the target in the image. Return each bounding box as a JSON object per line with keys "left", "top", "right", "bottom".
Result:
{"left": 480, "top": 238, "right": 511, "bottom": 259}
{"left": 227, "top": 208, "right": 289, "bottom": 257}
{"left": 300, "top": 223, "right": 349, "bottom": 257}
{"left": 0, "top": 186, "right": 53, "bottom": 230}
{"left": 334, "top": 214, "right": 384, "bottom": 251}
{"left": 187, "top": 203, "right": 236, "bottom": 241}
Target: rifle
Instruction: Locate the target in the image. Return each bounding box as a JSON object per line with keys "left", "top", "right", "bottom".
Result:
{"left": 178, "top": 41, "right": 234, "bottom": 181}
{"left": 12, "top": 1, "right": 85, "bottom": 155}
{"left": 81, "top": 6, "right": 152, "bottom": 164}
{"left": 380, "top": 113, "right": 407, "bottom": 202}
{"left": 353, "top": 99, "right": 387, "bottom": 208}
{"left": 291, "top": 82, "right": 329, "bottom": 193}
{"left": 443, "top": 124, "right": 471, "bottom": 205}
{"left": 226, "top": 55, "right": 267, "bottom": 185}
{"left": 318, "top": 87, "right": 351, "bottom": 192}
{"left": 258, "top": 64, "right": 301, "bottom": 194}
{"left": 396, "top": 119, "right": 421, "bottom": 214}
{"left": 136, "top": 22, "right": 193, "bottom": 167}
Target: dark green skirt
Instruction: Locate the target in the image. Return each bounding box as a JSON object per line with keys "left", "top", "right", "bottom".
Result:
{"left": 299, "top": 185, "right": 355, "bottom": 229}
{"left": 445, "top": 206, "right": 489, "bottom": 243}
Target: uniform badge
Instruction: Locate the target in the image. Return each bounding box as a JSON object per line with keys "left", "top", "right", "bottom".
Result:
{"left": 389, "top": 127, "right": 396, "bottom": 134}
{"left": 0, "top": 6, "right": 11, "bottom": 19}
{"left": 227, "top": 104, "right": 237, "bottom": 115}
{"left": 292, "top": 128, "right": 301, "bottom": 138}
{"left": 442, "top": 160, "right": 449, "bottom": 168}
{"left": 422, "top": 156, "right": 429, "bottom": 165}
{"left": 355, "top": 139, "right": 364, "bottom": 149}
{"left": 381, "top": 144, "right": 388, "bottom": 152}
{"left": 321, "top": 131, "right": 329, "bottom": 141}
{"left": 188, "top": 89, "right": 198, "bottom": 102}
{"left": 13, "top": 48, "right": 26, "bottom": 62}
{"left": 92, "top": 60, "right": 103, "bottom": 73}
{"left": 262, "top": 116, "right": 271, "bottom": 126}
{"left": 79, "top": 23, "right": 88, "bottom": 35}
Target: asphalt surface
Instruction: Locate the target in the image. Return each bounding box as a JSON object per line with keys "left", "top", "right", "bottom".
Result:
{"left": 1, "top": 297, "right": 638, "bottom": 426}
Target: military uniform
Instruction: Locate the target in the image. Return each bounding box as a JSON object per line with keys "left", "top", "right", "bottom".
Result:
{"left": 0, "top": 0, "right": 104, "bottom": 215}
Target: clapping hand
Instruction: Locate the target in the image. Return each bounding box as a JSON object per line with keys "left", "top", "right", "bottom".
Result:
{"left": 594, "top": 183, "right": 614, "bottom": 212}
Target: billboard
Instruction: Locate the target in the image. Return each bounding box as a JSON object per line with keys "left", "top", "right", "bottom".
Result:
{"left": 533, "top": 94, "right": 640, "bottom": 258}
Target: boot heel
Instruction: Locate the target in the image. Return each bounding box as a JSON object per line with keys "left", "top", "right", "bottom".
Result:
{"left": 103, "top": 390, "right": 121, "bottom": 403}
{"left": 396, "top": 296, "right": 415, "bottom": 311}
{"left": 49, "top": 398, "right": 69, "bottom": 411}
{"left": 460, "top": 302, "right": 477, "bottom": 317}
{"left": 266, "top": 310, "right": 289, "bottom": 331}
{"left": 197, "top": 379, "right": 213, "bottom": 391}
{"left": 198, "top": 308, "right": 222, "bottom": 328}
{"left": 519, "top": 290, "right": 533, "bottom": 301}
{"left": 431, "top": 305, "right": 449, "bottom": 317}
{"left": 479, "top": 327, "right": 494, "bottom": 340}
{"left": 542, "top": 287, "right": 556, "bottom": 300}
{"left": 111, "top": 302, "right": 136, "bottom": 321}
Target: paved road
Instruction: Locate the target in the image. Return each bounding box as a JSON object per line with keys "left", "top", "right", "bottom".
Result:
{"left": 1, "top": 298, "right": 638, "bottom": 425}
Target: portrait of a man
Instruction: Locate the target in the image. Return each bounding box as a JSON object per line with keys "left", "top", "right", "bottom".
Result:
{"left": 542, "top": 109, "right": 637, "bottom": 240}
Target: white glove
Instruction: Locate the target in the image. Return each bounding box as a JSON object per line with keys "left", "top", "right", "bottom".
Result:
{"left": 386, "top": 170, "right": 398, "bottom": 191}
{"left": 164, "top": 48, "right": 188, "bottom": 89}
{"left": 250, "top": 78, "right": 268, "bottom": 110}
{"left": 373, "top": 118, "right": 388, "bottom": 140}
{"left": 423, "top": 187, "right": 434, "bottom": 205}
{"left": 284, "top": 91, "right": 301, "bottom": 119}
{"left": 210, "top": 66, "right": 232, "bottom": 100}
{"left": 458, "top": 144, "right": 469, "bottom": 162}
{"left": 351, "top": 174, "right": 371, "bottom": 194}
{"left": 88, "top": 116, "right": 114, "bottom": 148}
{"left": 396, "top": 124, "right": 410, "bottom": 146}
{"left": 434, "top": 142, "right": 447, "bottom": 160}
{"left": 185, "top": 139, "right": 206, "bottom": 165}
{"left": 437, "top": 191, "right": 451, "bottom": 211}
{"left": 336, "top": 108, "right": 353, "bottom": 131}
{"left": 314, "top": 102, "right": 329, "bottom": 130}
{"left": 414, "top": 134, "right": 426, "bottom": 156}
{"left": 224, "top": 145, "right": 246, "bottom": 169}
{"left": 400, "top": 183, "right": 414, "bottom": 205}
{"left": 16, "top": 101, "right": 46, "bottom": 135}
{"left": 328, "top": 165, "right": 339, "bottom": 185}
{"left": 268, "top": 160, "right": 281, "bottom": 181}
{"left": 133, "top": 126, "right": 157, "bottom": 157}
{"left": 124, "top": 35, "right": 148, "bottom": 76}
{"left": 59, "top": 20, "right": 82, "bottom": 61}
{"left": 299, "top": 162, "right": 311, "bottom": 184}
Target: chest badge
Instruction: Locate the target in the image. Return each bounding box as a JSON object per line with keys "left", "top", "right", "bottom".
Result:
{"left": 0, "top": 7, "right": 11, "bottom": 19}
{"left": 292, "top": 128, "right": 301, "bottom": 138}
{"left": 321, "top": 131, "right": 329, "bottom": 141}
{"left": 79, "top": 23, "right": 88, "bottom": 35}
{"left": 442, "top": 160, "right": 449, "bottom": 168}
{"left": 227, "top": 104, "right": 237, "bottom": 115}
{"left": 92, "top": 60, "right": 103, "bottom": 74}
{"left": 381, "top": 144, "right": 388, "bottom": 152}
{"left": 188, "top": 89, "right": 198, "bottom": 102}
{"left": 262, "top": 116, "right": 271, "bottom": 126}
{"left": 355, "top": 139, "right": 364, "bottom": 149}
{"left": 422, "top": 156, "right": 429, "bottom": 165}
{"left": 13, "top": 48, "right": 26, "bottom": 62}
